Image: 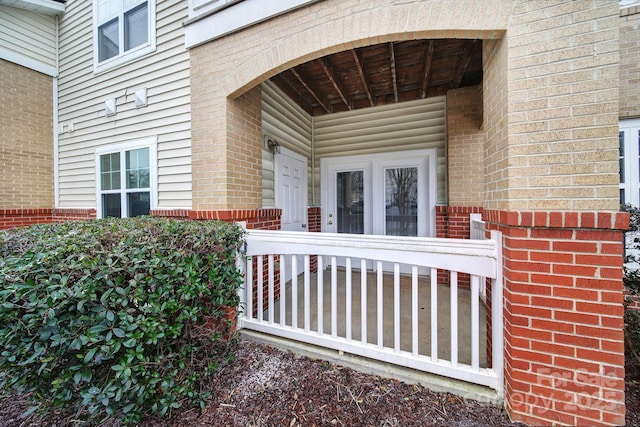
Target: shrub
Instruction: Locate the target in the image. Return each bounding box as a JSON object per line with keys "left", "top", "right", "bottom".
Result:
{"left": 623, "top": 204, "right": 640, "bottom": 369}
{"left": 0, "top": 217, "right": 245, "bottom": 424}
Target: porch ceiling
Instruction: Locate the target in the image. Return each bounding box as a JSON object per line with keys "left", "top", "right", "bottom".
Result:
{"left": 270, "top": 39, "right": 482, "bottom": 116}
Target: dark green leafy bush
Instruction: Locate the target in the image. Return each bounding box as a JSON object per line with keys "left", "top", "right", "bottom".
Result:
{"left": 0, "top": 217, "right": 245, "bottom": 424}
{"left": 623, "top": 204, "right": 640, "bottom": 367}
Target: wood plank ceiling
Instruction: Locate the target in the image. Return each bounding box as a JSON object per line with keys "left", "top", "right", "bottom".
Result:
{"left": 270, "top": 39, "right": 482, "bottom": 116}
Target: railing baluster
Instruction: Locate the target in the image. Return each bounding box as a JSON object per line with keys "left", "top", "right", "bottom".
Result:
{"left": 471, "top": 274, "right": 480, "bottom": 370}
{"left": 268, "top": 255, "right": 275, "bottom": 324}
{"left": 411, "top": 265, "right": 418, "bottom": 357}
{"left": 394, "top": 263, "right": 400, "bottom": 353}
{"left": 346, "top": 257, "right": 352, "bottom": 341}
{"left": 430, "top": 267, "right": 438, "bottom": 362}
{"left": 360, "top": 259, "right": 367, "bottom": 345}
{"left": 291, "top": 254, "right": 298, "bottom": 329}
{"left": 317, "top": 255, "right": 324, "bottom": 335}
{"left": 279, "top": 255, "right": 286, "bottom": 327}
{"left": 257, "top": 255, "right": 264, "bottom": 322}
{"left": 450, "top": 271, "right": 458, "bottom": 367}
{"left": 246, "top": 256, "right": 253, "bottom": 320}
{"left": 377, "top": 261, "right": 383, "bottom": 349}
{"left": 331, "top": 256, "right": 337, "bottom": 338}
{"left": 304, "top": 255, "right": 311, "bottom": 333}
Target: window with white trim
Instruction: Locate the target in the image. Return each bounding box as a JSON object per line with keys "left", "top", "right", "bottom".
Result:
{"left": 620, "top": 119, "right": 640, "bottom": 207}
{"left": 96, "top": 139, "right": 157, "bottom": 218}
{"left": 94, "top": 0, "right": 156, "bottom": 72}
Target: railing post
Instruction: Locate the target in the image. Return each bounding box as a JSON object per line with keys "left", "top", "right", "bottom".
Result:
{"left": 237, "top": 236, "right": 249, "bottom": 327}
{"left": 490, "top": 229, "right": 504, "bottom": 398}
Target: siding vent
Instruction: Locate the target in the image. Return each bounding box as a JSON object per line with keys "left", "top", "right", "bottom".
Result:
{"left": 105, "top": 98, "right": 116, "bottom": 116}
{"left": 134, "top": 88, "right": 148, "bottom": 108}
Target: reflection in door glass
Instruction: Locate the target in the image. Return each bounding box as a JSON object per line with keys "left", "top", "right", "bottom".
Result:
{"left": 337, "top": 171, "right": 364, "bottom": 234}
{"left": 385, "top": 167, "right": 417, "bottom": 236}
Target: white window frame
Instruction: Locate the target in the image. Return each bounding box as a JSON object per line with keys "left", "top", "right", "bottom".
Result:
{"left": 620, "top": 118, "right": 640, "bottom": 208}
{"left": 95, "top": 137, "right": 158, "bottom": 218}
{"left": 93, "top": 0, "right": 157, "bottom": 74}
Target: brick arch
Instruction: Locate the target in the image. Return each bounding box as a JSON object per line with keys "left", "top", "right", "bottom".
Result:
{"left": 223, "top": 1, "right": 510, "bottom": 99}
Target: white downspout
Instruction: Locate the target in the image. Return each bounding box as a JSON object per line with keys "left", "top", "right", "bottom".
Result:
{"left": 53, "top": 14, "right": 60, "bottom": 208}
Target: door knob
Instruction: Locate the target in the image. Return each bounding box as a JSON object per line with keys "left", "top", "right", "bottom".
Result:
{"left": 328, "top": 221, "right": 333, "bottom": 225}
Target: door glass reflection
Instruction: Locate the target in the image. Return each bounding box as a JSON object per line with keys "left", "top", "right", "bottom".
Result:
{"left": 336, "top": 171, "right": 364, "bottom": 234}
{"left": 385, "top": 167, "right": 417, "bottom": 236}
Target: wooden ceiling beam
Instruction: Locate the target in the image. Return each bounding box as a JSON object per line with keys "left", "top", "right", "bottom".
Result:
{"left": 273, "top": 74, "right": 314, "bottom": 115}
{"left": 290, "top": 66, "right": 331, "bottom": 114}
{"left": 389, "top": 42, "right": 398, "bottom": 103}
{"left": 420, "top": 40, "right": 435, "bottom": 98}
{"left": 318, "top": 57, "right": 351, "bottom": 110}
{"left": 453, "top": 39, "right": 478, "bottom": 89}
{"left": 351, "top": 48, "right": 374, "bottom": 107}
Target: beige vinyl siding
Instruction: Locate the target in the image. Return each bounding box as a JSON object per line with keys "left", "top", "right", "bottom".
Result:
{"left": 261, "top": 81, "right": 313, "bottom": 207}
{"left": 0, "top": 5, "right": 58, "bottom": 73}
{"left": 57, "top": 0, "right": 192, "bottom": 209}
{"left": 313, "top": 97, "right": 447, "bottom": 205}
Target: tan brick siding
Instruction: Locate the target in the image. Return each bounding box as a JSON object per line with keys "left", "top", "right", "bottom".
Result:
{"left": 190, "top": 0, "right": 514, "bottom": 210}
{"left": 502, "top": 0, "right": 620, "bottom": 211}
{"left": 447, "top": 85, "right": 484, "bottom": 206}
{"left": 483, "top": 37, "right": 510, "bottom": 211}
{"left": 0, "top": 59, "right": 53, "bottom": 209}
{"left": 620, "top": 6, "right": 640, "bottom": 119}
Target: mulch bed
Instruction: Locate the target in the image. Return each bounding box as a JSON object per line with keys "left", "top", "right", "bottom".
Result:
{"left": 2, "top": 337, "right": 638, "bottom": 426}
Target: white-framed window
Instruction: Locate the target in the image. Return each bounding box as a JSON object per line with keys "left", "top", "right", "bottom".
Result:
{"left": 620, "top": 119, "right": 640, "bottom": 207}
{"left": 93, "top": 0, "right": 156, "bottom": 73}
{"left": 96, "top": 138, "right": 157, "bottom": 218}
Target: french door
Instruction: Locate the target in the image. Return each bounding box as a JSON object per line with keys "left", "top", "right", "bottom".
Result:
{"left": 321, "top": 149, "right": 436, "bottom": 269}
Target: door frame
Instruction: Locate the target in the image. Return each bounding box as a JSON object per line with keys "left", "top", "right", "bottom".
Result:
{"left": 320, "top": 148, "right": 437, "bottom": 237}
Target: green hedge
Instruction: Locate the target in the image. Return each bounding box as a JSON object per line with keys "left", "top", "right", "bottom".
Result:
{"left": 0, "top": 217, "right": 245, "bottom": 424}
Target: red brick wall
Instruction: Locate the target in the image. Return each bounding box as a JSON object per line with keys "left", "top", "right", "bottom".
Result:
{"left": 308, "top": 207, "right": 321, "bottom": 272}
{"left": 0, "top": 209, "right": 53, "bottom": 229}
{"left": 52, "top": 208, "right": 97, "bottom": 222}
{"left": 149, "top": 209, "right": 191, "bottom": 219}
{"left": 0, "top": 208, "right": 97, "bottom": 229}
{"left": 486, "top": 210, "right": 628, "bottom": 426}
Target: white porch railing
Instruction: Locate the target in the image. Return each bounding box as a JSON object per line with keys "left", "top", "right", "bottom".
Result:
{"left": 238, "top": 230, "right": 503, "bottom": 396}
{"left": 470, "top": 213, "right": 488, "bottom": 300}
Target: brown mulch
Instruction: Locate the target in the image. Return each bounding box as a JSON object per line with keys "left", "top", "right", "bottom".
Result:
{"left": 2, "top": 336, "right": 638, "bottom": 426}
{"left": 0, "top": 339, "right": 523, "bottom": 427}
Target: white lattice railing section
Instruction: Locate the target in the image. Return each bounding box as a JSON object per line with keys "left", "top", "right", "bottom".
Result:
{"left": 239, "top": 230, "right": 503, "bottom": 395}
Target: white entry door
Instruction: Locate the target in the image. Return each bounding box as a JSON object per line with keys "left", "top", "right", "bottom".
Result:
{"left": 275, "top": 147, "right": 308, "bottom": 282}
{"left": 275, "top": 147, "right": 308, "bottom": 232}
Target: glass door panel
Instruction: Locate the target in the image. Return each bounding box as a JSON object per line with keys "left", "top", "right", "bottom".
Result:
{"left": 337, "top": 171, "right": 364, "bottom": 234}
{"left": 384, "top": 167, "right": 417, "bottom": 236}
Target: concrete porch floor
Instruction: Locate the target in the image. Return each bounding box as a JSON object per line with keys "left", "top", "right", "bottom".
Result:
{"left": 263, "top": 268, "right": 488, "bottom": 368}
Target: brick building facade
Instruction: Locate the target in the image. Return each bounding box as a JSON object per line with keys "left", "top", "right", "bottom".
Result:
{"left": 1, "top": 1, "right": 636, "bottom": 425}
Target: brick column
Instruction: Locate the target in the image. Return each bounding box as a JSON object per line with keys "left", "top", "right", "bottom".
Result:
{"left": 487, "top": 210, "right": 628, "bottom": 426}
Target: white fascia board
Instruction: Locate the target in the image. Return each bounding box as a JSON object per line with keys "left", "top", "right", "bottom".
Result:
{"left": 0, "top": 0, "right": 65, "bottom": 15}
{"left": 0, "top": 46, "right": 56, "bottom": 76}
{"left": 185, "top": 0, "right": 321, "bottom": 49}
